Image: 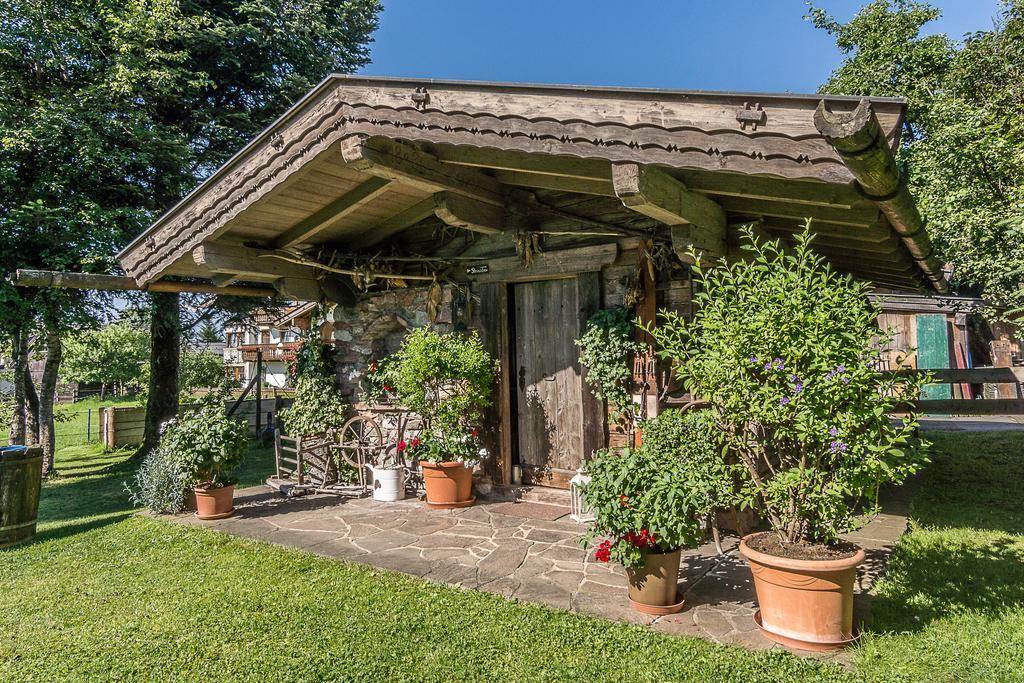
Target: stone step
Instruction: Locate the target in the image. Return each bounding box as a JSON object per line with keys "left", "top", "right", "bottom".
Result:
{"left": 485, "top": 484, "right": 573, "bottom": 506}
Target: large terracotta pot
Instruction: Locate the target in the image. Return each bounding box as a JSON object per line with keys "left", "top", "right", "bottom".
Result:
{"left": 739, "top": 533, "right": 865, "bottom": 651}
{"left": 194, "top": 484, "right": 236, "bottom": 520}
{"left": 625, "top": 548, "right": 685, "bottom": 615}
{"left": 420, "top": 461, "right": 475, "bottom": 509}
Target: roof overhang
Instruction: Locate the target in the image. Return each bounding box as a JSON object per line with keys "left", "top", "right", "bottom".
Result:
{"left": 118, "top": 75, "right": 944, "bottom": 294}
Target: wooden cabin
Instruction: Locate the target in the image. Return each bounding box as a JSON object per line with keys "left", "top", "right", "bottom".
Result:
{"left": 117, "top": 76, "right": 947, "bottom": 490}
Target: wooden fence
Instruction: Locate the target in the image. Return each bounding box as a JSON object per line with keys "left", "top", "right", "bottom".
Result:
{"left": 890, "top": 366, "right": 1024, "bottom": 415}
{"left": 100, "top": 396, "right": 293, "bottom": 449}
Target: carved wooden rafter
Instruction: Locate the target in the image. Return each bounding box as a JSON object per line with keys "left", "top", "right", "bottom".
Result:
{"left": 611, "top": 162, "right": 727, "bottom": 261}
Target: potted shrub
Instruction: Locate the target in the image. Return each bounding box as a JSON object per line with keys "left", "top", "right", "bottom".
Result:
{"left": 162, "top": 397, "right": 249, "bottom": 520}
{"left": 124, "top": 438, "right": 194, "bottom": 515}
{"left": 650, "top": 224, "right": 927, "bottom": 650}
{"left": 580, "top": 409, "right": 733, "bottom": 614}
{"left": 388, "top": 327, "right": 496, "bottom": 508}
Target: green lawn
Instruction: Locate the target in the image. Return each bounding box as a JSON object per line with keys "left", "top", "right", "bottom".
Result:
{"left": 853, "top": 430, "right": 1024, "bottom": 681}
{"left": 53, "top": 395, "right": 140, "bottom": 452}
{"left": 1, "top": 430, "right": 1022, "bottom": 681}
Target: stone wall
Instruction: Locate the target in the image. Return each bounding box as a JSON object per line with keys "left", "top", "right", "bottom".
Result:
{"left": 330, "top": 285, "right": 455, "bottom": 404}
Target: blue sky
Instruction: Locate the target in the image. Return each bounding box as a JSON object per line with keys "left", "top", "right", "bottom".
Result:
{"left": 360, "top": 0, "right": 1000, "bottom": 93}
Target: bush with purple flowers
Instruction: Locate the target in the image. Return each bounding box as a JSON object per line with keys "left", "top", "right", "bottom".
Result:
{"left": 649, "top": 222, "right": 929, "bottom": 547}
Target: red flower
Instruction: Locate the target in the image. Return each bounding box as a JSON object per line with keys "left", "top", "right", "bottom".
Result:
{"left": 410, "top": 437, "right": 420, "bottom": 448}
{"left": 382, "top": 384, "right": 391, "bottom": 392}
{"left": 397, "top": 440, "right": 406, "bottom": 453}
{"left": 619, "top": 495, "right": 630, "bottom": 509}
{"left": 595, "top": 539, "right": 612, "bottom": 563}
{"left": 470, "top": 428, "right": 478, "bottom": 438}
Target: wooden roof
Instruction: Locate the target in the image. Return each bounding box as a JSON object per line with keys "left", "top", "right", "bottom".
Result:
{"left": 118, "top": 75, "right": 943, "bottom": 294}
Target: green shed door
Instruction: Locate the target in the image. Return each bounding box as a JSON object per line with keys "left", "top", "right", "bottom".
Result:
{"left": 916, "top": 313, "right": 952, "bottom": 400}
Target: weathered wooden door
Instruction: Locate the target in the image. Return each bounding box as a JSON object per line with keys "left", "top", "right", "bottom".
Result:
{"left": 916, "top": 313, "right": 952, "bottom": 400}
{"left": 513, "top": 276, "right": 601, "bottom": 488}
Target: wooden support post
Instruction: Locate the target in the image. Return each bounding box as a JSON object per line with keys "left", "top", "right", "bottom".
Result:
{"left": 611, "top": 163, "right": 726, "bottom": 262}
{"left": 255, "top": 349, "right": 262, "bottom": 436}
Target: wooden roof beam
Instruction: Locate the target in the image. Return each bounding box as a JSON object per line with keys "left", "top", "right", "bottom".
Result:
{"left": 611, "top": 162, "right": 726, "bottom": 260}
{"left": 360, "top": 196, "right": 437, "bottom": 248}
{"left": 10, "top": 269, "right": 277, "bottom": 297}
{"left": 814, "top": 99, "right": 948, "bottom": 293}
{"left": 341, "top": 136, "right": 505, "bottom": 207}
{"left": 193, "top": 244, "right": 318, "bottom": 281}
{"left": 432, "top": 192, "right": 505, "bottom": 234}
{"left": 272, "top": 176, "right": 392, "bottom": 249}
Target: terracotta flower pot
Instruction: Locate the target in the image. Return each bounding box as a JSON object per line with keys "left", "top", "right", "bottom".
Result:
{"left": 739, "top": 533, "right": 865, "bottom": 651}
{"left": 194, "top": 484, "right": 236, "bottom": 520}
{"left": 625, "top": 548, "right": 685, "bottom": 615}
{"left": 420, "top": 461, "right": 475, "bottom": 509}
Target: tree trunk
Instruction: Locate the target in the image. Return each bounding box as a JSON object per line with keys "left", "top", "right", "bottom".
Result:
{"left": 37, "top": 305, "right": 62, "bottom": 476}
{"left": 24, "top": 362, "right": 41, "bottom": 446}
{"left": 8, "top": 324, "right": 28, "bottom": 445}
{"left": 139, "top": 291, "right": 180, "bottom": 457}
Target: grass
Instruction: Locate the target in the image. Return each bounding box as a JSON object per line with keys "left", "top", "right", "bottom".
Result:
{"left": 1, "top": 430, "right": 1022, "bottom": 681}
{"left": 854, "top": 430, "right": 1024, "bottom": 682}
{"left": 54, "top": 396, "right": 140, "bottom": 452}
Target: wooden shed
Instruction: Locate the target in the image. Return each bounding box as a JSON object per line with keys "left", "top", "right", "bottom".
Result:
{"left": 117, "top": 76, "right": 947, "bottom": 489}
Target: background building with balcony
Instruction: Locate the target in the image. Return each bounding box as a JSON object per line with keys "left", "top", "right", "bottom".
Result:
{"left": 224, "top": 302, "right": 333, "bottom": 388}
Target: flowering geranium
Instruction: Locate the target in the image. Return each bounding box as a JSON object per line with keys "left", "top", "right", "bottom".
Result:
{"left": 580, "top": 410, "right": 730, "bottom": 569}
{"left": 649, "top": 223, "right": 929, "bottom": 546}
{"left": 402, "top": 428, "right": 487, "bottom": 467}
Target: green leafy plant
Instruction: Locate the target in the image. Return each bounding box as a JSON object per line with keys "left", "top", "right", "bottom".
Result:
{"left": 279, "top": 373, "right": 349, "bottom": 438}
{"left": 279, "top": 335, "right": 348, "bottom": 437}
{"left": 160, "top": 393, "right": 249, "bottom": 488}
{"left": 649, "top": 224, "right": 928, "bottom": 547}
{"left": 575, "top": 307, "right": 646, "bottom": 423}
{"left": 579, "top": 415, "right": 727, "bottom": 568}
{"left": 387, "top": 327, "right": 495, "bottom": 465}
{"left": 389, "top": 325, "right": 496, "bottom": 429}
{"left": 124, "top": 441, "right": 191, "bottom": 514}
{"left": 639, "top": 408, "right": 737, "bottom": 513}
{"left": 178, "top": 350, "right": 230, "bottom": 399}
{"left": 359, "top": 357, "right": 396, "bottom": 404}
{"left": 402, "top": 427, "right": 485, "bottom": 466}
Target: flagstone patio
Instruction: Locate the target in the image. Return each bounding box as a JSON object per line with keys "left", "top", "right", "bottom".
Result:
{"left": 167, "top": 486, "right": 908, "bottom": 655}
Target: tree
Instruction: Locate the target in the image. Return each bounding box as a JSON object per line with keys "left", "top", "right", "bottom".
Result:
{"left": 809, "top": 0, "right": 1024, "bottom": 319}
{"left": 1, "top": 0, "right": 382, "bottom": 459}
{"left": 61, "top": 322, "right": 149, "bottom": 397}
{"left": 178, "top": 351, "right": 228, "bottom": 398}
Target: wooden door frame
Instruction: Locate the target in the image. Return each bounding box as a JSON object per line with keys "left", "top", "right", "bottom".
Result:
{"left": 502, "top": 273, "right": 603, "bottom": 488}
{"left": 472, "top": 245, "right": 616, "bottom": 486}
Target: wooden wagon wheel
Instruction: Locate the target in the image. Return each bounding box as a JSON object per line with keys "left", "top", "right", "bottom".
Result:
{"left": 335, "top": 416, "right": 384, "bottom": 471}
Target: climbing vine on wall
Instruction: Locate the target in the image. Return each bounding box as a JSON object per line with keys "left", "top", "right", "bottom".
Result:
{"left": 575, "top": 307, "right": 645, "bottom": 424}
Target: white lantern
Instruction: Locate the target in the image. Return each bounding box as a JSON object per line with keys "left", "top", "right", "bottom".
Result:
{"left": 569, "top": 470, "right": 595, "bottom": 523}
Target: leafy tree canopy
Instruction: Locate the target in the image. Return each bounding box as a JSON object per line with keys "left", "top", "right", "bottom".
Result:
{"left": 809, "top": 0, "right": 1024, "bottom": 319}
{"left": 61, "top": 321, "right": 149, "bottom": 389}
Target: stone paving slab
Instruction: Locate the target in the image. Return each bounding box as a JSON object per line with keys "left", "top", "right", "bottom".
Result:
{"left": 165, "top": 486, "right": 909, "bottom": 659}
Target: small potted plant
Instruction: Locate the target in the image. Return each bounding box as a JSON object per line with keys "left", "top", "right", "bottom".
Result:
{"left": 405, "top": 428, "right": 486, "bottom": 508}
{"left": 650, "top": 224, "right": 927, "bottom": 650}
{"left": 580, "top": 409, "right": 731, "bottom": 614}
{"left": 162, "top": 396, "right": 249, "bottom": 520}
{"left": 388, "top": 327, "right": 496, "bottom": 509}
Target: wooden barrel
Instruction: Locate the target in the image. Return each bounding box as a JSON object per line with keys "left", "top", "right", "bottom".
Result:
{"left": 0, "top": 446, "right": 43, "bottom": 548}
